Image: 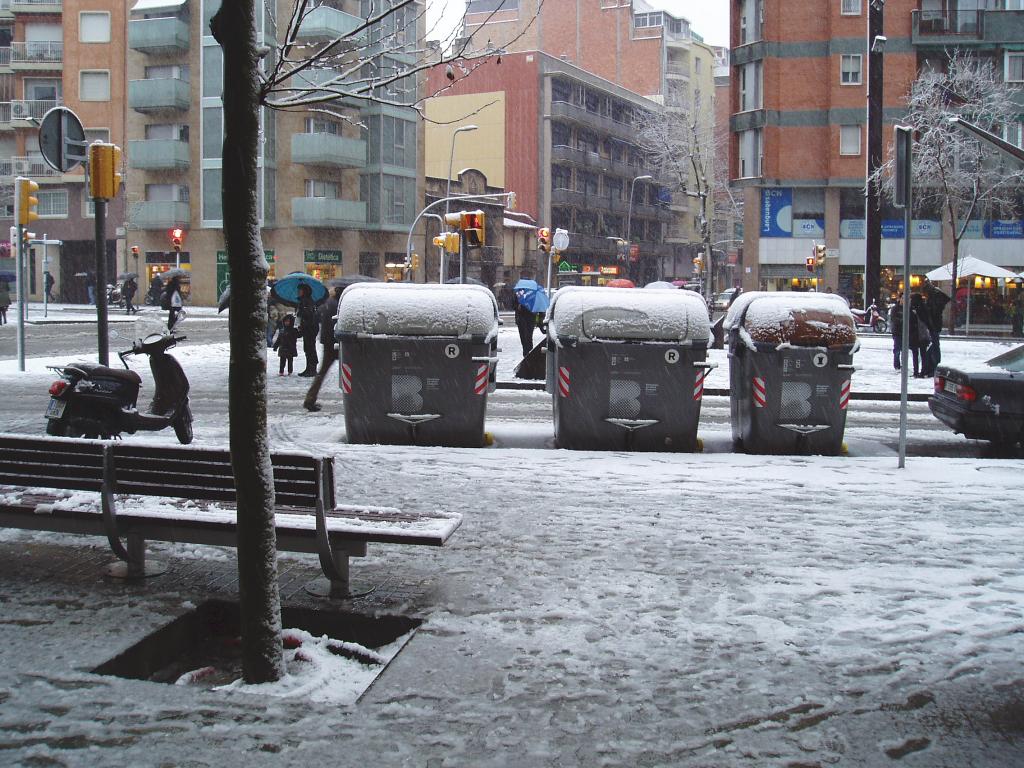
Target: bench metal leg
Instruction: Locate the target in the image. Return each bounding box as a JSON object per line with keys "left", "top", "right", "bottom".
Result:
{"left": 305, "top": 548, "right": 351, "bottom": 598}
{"left": 105, "top": 533, "right": 167, "bottom": 580}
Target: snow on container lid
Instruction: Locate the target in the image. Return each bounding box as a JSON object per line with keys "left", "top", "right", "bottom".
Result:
{"left": 724, "top": 291, "right": 856, "bottom": 348}
{"left": 336, "top": 283, "right": 499, "bottom": 339}
{"left": 547, "top": 286, "right": 710, "bottom": 343}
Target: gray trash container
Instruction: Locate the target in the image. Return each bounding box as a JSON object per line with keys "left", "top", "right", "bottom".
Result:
{"left": 545, "top": 286, "right": 713, "bottom": 451}
{"left": 725, "top": 292, "right": 858, "bottom": 456}
{"left": 335, "top": 283, "right": 499, "bottom": 447}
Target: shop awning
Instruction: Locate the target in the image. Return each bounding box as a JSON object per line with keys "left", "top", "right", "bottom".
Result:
{"left": 131, "top": 0, "right": 187, "bottom": 14}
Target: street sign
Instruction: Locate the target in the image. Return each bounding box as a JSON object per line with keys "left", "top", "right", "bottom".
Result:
{"left": 552, "top": 228, "right": 570, "bottom": 251}
{"left": 39, "top": 107, "right": 87, "bottom": 173}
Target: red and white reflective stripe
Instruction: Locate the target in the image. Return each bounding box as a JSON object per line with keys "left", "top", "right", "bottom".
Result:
{"left": 341, "top": 362, "right": 352, "bottom": 394}
{"left": 558, "top": 366, "right": 570, "bottom": 398}
{"left": 752, "top": 376, "right": 767, "bottom": 408}
{"left": 839, "top": 378, "right": 851, "bottom": 410}
{"left": 474, "top": 364, "right": 488, "bottom": 395}
{"left": 693, "top": 369, "right": 707, "bottom": 401}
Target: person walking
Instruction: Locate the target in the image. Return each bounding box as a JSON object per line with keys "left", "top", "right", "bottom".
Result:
{"left": 0, "top": 280, "right": 9, "bottom": 325}
{"left": 909, "top": 293, "right": 931, "bottom": 378}
{"left": 922, "top": 280, "right": 949, "bottom": 377}
{"left": 43, "top": 270, "right": 55, "bottom": 302}
{"left": 889, "top": 301, "right": 902, "bottom": 371}
{"left": 162, "top": 275, "right": 183, "bottom": 331}
{"left": 85, "top": 271, "right": 96, "bottom": 305}
{"left": 514, "top": 272, "right": 542, "bottom": 358}
{"left": 272, "top": 314, "right": 299, "bottom": 375}
{"left": 122, "top": 277, "right": 138, "bottom": 315}
{"left": 296, "top": 283, "right": 319, "bottom": 376}
{"left": 304, "top": 285, "right": 343, "bottom": 412}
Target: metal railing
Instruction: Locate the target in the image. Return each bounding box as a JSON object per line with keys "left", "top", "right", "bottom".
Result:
{"left": 10, "top": 0, "right": 62, "bottom": 7}
{"left": 10, "top": 41, "right": 63, "bottom": 65}
{"left": 915, "top": 9, "right": 982, "bottom": 36}
{"left": 0, "top": 156, "right": 61, "bottom": 177}
{"left": 1, "top": 99, "right": 60, "bottom": 122}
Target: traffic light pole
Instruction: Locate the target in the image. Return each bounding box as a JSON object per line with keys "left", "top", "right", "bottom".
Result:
{"left": 94, "top": 195, "right": 109, "bottom": 366}
{"left": 15, "top": 224, "right": 25, "bottom": 372}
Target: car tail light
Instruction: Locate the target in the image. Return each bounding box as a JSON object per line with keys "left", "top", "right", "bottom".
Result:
{"left": 48, "top": 380, "right": 68, "bottom": 396}
{"left": 956, "top": 383, "right": 977, "bottom": 403}
{"left": 934, "top": 376, "right": 944, "bottom": 394}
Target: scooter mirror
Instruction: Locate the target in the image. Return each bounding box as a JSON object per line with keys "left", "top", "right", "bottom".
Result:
{"left": 142, "top": 333, "right": 164, "bottom": 345}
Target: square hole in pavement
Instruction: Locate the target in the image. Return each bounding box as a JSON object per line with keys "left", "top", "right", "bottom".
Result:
{"left": 93, "top": 600, "right": 420, "bottom": 703}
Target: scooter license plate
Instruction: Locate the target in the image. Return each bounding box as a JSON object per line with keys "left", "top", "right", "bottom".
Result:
{"left": 45, "top": 398, "right": 66, "bottom": 419}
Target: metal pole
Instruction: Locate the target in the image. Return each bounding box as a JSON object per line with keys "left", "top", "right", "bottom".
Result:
{"left": 897, "top": 153, "right": 912, "bottom": 470}
{"left": 865, "top": 1, "right": 884, "bottom": 309}
{"left": 546, "top": 249, "right": 555, "bottom": 292}
{"left": 445, "top": 125, "right": 478, "bottom": 220}
{"left": 94, "top": 197, "right": 109, "bottom": 366}
{"left": 42, "top": 235, "right": 48, "bottom": 318}
{"left": 15, "top": 224, "right": 25, "bottom": 372}
{"left": 458, "top": 231, "right": 466, "bottom": 284}
{"left": 405, "top": 192, "right": 514, "bottom": 261}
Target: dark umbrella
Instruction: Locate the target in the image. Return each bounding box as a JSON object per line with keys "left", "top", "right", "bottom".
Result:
{"left": 328, "top": 274, "right": 381, "bottom": 291}
{"left": 445, "top": 276, "right": 487, "bottom": 287}
{"left": 118, "top": 271, "right": 138, "bottom": 281}
{"left": 218, "top": 285, "right": 231, "bottom": 313}
{"left": 271, "top": 271, "right": 328, "bottom": 306}
{"left": 162, "top": 268, "right": 190, "bottom": 281}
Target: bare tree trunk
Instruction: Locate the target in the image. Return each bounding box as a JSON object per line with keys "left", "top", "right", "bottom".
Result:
{"left": 211, "top": 0, "right": 284, "bottom": 683}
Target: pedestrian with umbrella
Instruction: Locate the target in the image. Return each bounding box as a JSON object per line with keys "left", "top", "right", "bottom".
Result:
{"left": 121, "top": 272, "right": 138, "bottom": 315}
{"left": 303, "top": 283, "right": 345, "bottom": 411}
{"left": 161, "top": 270, "right": 186, "bottom": 331}
{"left": 514, "top": 271, "right": 550, "bottom": 358}
{"left": 296, "top": 283, "right": 319, "bottom": 376}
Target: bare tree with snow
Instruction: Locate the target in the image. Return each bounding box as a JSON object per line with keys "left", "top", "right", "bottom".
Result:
{"left": 873, "top": 50, "right": 1024, "bottom": 331}
{"left": 636, "top": 83, "right": 718, "bottom": 300}
{"left": 210, "top": 0, "right": 531, "bottom": 683}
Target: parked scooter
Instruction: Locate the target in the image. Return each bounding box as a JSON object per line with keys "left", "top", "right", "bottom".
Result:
{"left": 106, "top": 282, "right": 122, "bottom": 308}
{"left": 45, "top": 333, "right": 193, "bottom": 443}
{"left": 851, "top": 302, "right": 888, "bottom": 334}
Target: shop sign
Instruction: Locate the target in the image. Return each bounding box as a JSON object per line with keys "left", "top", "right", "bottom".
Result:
{"left": 963, "top": 220, "right": 985, "bottom": 239}
{"left": 304, "top": 249, "right": 342, "bottom": 264}
{"left": 881, "top": 220, "right": 905, "bottom": 238}
{"left": 761, "top": 188, "right": 793, "bottom": 238}
{"left": 842, "top": 219, "right": 940, "bottom": 239}
{"left": 792, "top": 218, "right": 824, "bottom": 238}
{"left": 557, "top": 261, "right": 575, "bottom": 272}
{"left": 984, "top": 220, "right": 1024, "bottom": 239}
{"left": 582, "top": 264, "right": 594, "bottom": 272}
{"left": 599, "top": 265, "right": 620, "bottom": 275}
{"left": 840, "top": 219, "right": 865, "bottom": 239}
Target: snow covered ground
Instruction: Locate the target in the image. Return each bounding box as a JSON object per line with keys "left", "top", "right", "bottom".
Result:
{"left": 0, "top": 321, "right": 1022, "bottom": 766}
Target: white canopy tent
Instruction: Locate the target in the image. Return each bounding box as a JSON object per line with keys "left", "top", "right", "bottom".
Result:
{"left": 925, "top": 256, "right": 1019, "bottom": 334}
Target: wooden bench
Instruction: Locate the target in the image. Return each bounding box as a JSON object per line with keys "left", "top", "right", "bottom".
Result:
{"left": 0, "top": 434, "right": 461, "bottom": 597}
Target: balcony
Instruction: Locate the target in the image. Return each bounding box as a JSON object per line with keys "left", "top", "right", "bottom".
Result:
{"left": 0, "top": 0, "right": 10, "bottom": 16}
{"left": 291, "top": 133, "right": 366, "bottom": 168}
{"left": 551, "top": 144, "right": 585, "bottom": 165}
{"left": 292, "top": 197, "right": 367, "bottom": 228}
{"left": 549, "top": 100, "right": 634, "bottom": 141}
{"left": 128, "top": 138, "right": 190, "bottom": 171}
{"left": 296, "top": 4, "right": 366, "bottom": 43}
{"left": 2, "top": 99, "right": 60, "bottom": 126}
{"left": 0, "top": 155, "right": 60, "bottom": 179}
{"left": 129, "top": 200, "right": 190, "bottom": 230}
{"left": 128, "top": 78, "right": 190, "bottom": 113}
{"left": 10, "top": 41, "right": 62, "bottom": 70}
{"left": 10, "top": 0, "right": 61, "bottom": 12}
{"left": 551, "top": 187, "right": 587, "bottom": 207}
{"left": 0, "top": 47, "right": 10, "bottom": 69}
{"left": 912, "top": 9, "right": 1024, "bottom": 46}
{"left": 128, "top": 16, "right": 190, "bottom": 55}
{"left": 666, "top": 60, "right": 690, "bottom": 77}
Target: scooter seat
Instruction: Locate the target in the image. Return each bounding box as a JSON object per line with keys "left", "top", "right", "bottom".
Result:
{"left": 69, "top": 362, "right": 142, "bottom": 385}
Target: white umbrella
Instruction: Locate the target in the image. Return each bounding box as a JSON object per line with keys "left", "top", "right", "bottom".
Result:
{"left": 925, "top": 255, "right": 1017, "bottom": 281}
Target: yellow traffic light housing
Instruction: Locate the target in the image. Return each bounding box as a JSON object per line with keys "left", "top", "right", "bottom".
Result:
{"left": 443, "top": 212, "right": 462, "bottom": 228}
{"left": 15, "top": 177, "right": 39, "bottom": 226}
{"left": 411, "top": 253, "right": 421, "bottom": 270}
{"left": 22, "top": 229, "right": 35, "bottom": 247}
{"left": 537, "top": 227, "right": 551, "bottom": 254}
{"left": 461, "top": 210, "right": 485, "bottom": 247}
{"left": 805, "top": 255, "right": 816, "bottom": 273}
{"left": 693, "top": 256, "right": 702, "bottom": 272}
{"left": 432, "top": 232, "right": 460, "bottom": 254}
{"left": 88, "top": 142, "right": 123, "bottom": 200}
{"left": 814, "top": 243, "right": 827, "bottom": 265}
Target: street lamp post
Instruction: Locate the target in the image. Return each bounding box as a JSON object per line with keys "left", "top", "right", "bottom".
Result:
{"left": 626, "top": 174, "right": 652, "bottom": 281}
{"left": 865, "top": 0, "right": 885, "bottom": 308}
{"left": 445, "top": 125, "right": 478, "bottom": 220}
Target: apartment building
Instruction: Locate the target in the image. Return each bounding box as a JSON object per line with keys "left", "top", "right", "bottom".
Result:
{"left": 426, "top": 51, "right": 677, "bottom": 284}
{"left": 732, "top": 0, "right": 1024, "bottom": 301}
{"left": 0, "top": 0, "right": 127, "bottom": 303}
{"left": 125, "top": 0, "right": 424, "bottom": 305}
{"left": 451, "top": 0, "right": 717, "bottom": 273}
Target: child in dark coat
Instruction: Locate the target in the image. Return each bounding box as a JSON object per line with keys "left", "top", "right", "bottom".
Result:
{"left": 272, "top": 314, "right": 299, "bottom": 375}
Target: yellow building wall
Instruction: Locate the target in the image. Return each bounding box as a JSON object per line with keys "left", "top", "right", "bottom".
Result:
{"left": 425, "top": 93, "right": 506, "bottom": 188}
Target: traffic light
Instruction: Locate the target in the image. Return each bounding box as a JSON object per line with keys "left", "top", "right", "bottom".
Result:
{"left": 21, "top": 229, "right": 35, "bottom": 249}
{"left": 693, "top": 255, "right": 703, "bottom": 272}
{"left": 537, "top": 227, "right": 551, "bottom": 254}
{"left": 805, "top": 256, "right": 816, "bottom": 273}
{"left": 411, "top": 253, "right": 420, "bottom": 270}
{"left": 88, "top": 142, "right": 122, "bottom": 200}
{"left": 170, "top": 227, "right": 185, "bottom": 252}
{"left": 15, "top": 177, "right": 39, "bottom": 226}
{"left": 432, "top": 232, "right": 460, "bottom": 254}
{"left": 131, "top": 245, "right": 140, "bottom": 258}
{"left": 461, "top": 210, "right": 485, "bottom": 247}
{"left": 814, "top": 243, "right": 827, "bottom": 265}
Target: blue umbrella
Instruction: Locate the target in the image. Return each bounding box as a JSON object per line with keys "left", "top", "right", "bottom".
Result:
{"left": 270, "top": 271, "right": 328, "bottom": 306}
{"left": 514, "top": 279, "right": 550, "bottom": 313}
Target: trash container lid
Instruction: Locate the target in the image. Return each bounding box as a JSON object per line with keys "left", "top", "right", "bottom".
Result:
{"left": 725, "top": 291, "right": 857, "bottom": 348}
{"left": 547, "top": 286, "right": 710, "bottom": 343}
{"left": 336, "top": 283, "right": 499, "bottom": 339}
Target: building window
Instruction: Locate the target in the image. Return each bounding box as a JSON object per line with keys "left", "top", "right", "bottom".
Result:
{"left": 146, "top": 184, "right": 189, "bottom": 202}
{"left": 359, "top": 252, "right": 380, "bottom": 278}
{"left": 203, "top": 45, "right": 223, "bottom": 98}
{"left": 1006, "top": 52, "right": 1024, "bottom": 83}
{"left": 37, "top": 189, "right": 67, "bottom": 218}
{"left": 24, "top": 78, "right": 61, "bottom": 101}
{"left": 694, "top": 57, "right": 702, "bottom": 75}
{"left": 634, "top": 12, "right": 663, "bottom": 28}
{"left": 840, "top": 55, "right": 862, "bottom": 85}
{"left": 146, "top": 64, "right": 189, "bottom": 81}
{"left": 146, "top": 124, "right": 189, "bottom": 141}
{"left": 84, "top": 128, "right": 110, "bottom": 145}
{"left": 305, "top": 179, "right": 339, "bottom": 198}
{"left": 840, "top": 0, "right": 861, "bottom": 15}
{"left": 739, "top": 128, "right": 762, "bottom": 178}
{"left": 840, "top": 125, "right": 861, "bottom": 155}
{"left": 306, "top": 116, "right": 340, "bottom": 134}
{"left": 80, "top": 12, "right": 111, "bottom": 43}
{"left": 739, "top": 0, "right": 763, "bottom": 45}
{"left": 739, "top": 61, "right": 763, "bottom": 111}
{"left": 79, "top": 70, "right": 110, "bottom": 101}
{"left": 203, "top": 168, "right": 222, "bottom": 221}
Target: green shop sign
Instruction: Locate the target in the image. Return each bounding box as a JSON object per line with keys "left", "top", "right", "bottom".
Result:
{"left": 216, "top": 250, "right": 275, "bottom": 295}
{"left": 304, "top": 249, "right": 342, "bottom": 264}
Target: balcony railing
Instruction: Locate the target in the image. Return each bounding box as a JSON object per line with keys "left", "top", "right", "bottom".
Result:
{"left": 1, "top": 99, "right": 60, "bottom": 124}
{"left": 915, "top": 9, "right": 982, "bottom": 37}
{"left": 129, "top": 200, "right": 190, "bottom": 230}
{"left": 296, "top": 4, "right": 366, "bottom": 42}
{"left": 0, "top": 47, "right": 9, "bottom": 67}
{"left": 10, "top": 41, "right": 63, "bottom": 68}
{"left": 292, "top": 197, "right": 367, "bottom": 228}
{"left": 10, "top": 0, "right": 62, "bottom": 11}
{"left": 128, "top": 78, "right": 191, "bottom": 112}
{"left": 291, "top": 133, "right": 366, "bottom": 168}
{"left": 666, "top": 61, "right": 690, "bottom": 77}
{"left": 128, "top": 16, "right": 190, "bottom": 54}
{"left": 0, "top": 156, "right": 60, "bottom": 178}
{"left": 549, "top": 100, "right": 635, "bottom": 141}
{"left": 128, "top": 139, "right": 190, "bottom": 171}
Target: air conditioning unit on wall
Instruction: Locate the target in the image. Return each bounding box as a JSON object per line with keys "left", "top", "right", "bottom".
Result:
{"left": 10, "top": 101, "right": 29, "bottom": 119}
{"left": 12, "top": 159, "right": 29, "bottom": 174}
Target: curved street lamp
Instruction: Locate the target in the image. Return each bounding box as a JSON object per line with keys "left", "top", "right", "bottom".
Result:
{"left": 445, "top": 125, "right": 478, "bottom": 217}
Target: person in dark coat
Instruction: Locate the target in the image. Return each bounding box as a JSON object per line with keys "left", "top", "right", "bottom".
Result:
{"left": 303, "top": 286, "right": 343, "bottom": 411}
{"left": 514, "top": 271, "right": 541, "bottom": 358}
{"left": 889, "top": 301, "right": 903, "bottom": 371}
{"left": 296, "top": 283, "right": 319, "bottom": 376}
{"left": 909, "top": 293, "right": 931, "bottom": 378}
{"left": 44, "top": 270, "right": 55, "bottom": 302}
{"left": 922, "top": 280, "right": 950, "bottom": 377}
{"left": 122, "top": 277, "right": 138, "bottom": 315}
{"left": 147, "top": 275, "right": 163, "bottom": 306}
{"left": 163, "top": 275, "right": 183, "bottom": 331}
{"left": 0, "top": 280, "right": 9, "bottom": 325}
{"left": 272, "top": 314, "right": 299, "bottom": 375}
{"left": 85, "top": 271, "right": 96, "bottom": 305}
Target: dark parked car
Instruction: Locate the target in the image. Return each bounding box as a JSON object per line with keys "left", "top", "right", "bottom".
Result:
{"left": 929, "top": 344, "right": 1024, "bottom": 448}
